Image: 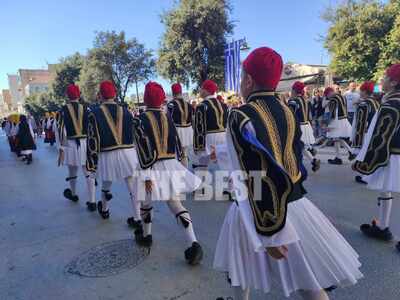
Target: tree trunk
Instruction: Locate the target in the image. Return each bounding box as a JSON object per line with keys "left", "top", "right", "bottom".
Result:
{"left": 135, "top": 80, "right": 140, "bottom": 104}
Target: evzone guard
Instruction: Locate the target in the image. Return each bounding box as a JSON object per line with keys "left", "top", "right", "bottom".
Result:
{"left": 350, "top": 81, "right": 379, "bottom": 184}
{"left": 323, "top": 87, "right": 355, "bottom": 165}
{"left": 55, "top": 84, "right": 96, "bottom": 210}
{"left": 193, "top": 79, "right": 228, "bottom": 168}
{"left": 288, "top": 81, "right": 320, "bottom": 172}
{"left": 213, "top": 47, "right": 362, "bottom": 300}
{"left": 353, "top": 64, "right": 400, "bottom": 251}
{"left": 167, "top": 83, "right": 193, "bottom": 167}
{"left": 86, "top": 80, "right": 141, "bottom": 226}
{"left": 132, "top": 82, "right": 203, "bottom": 265}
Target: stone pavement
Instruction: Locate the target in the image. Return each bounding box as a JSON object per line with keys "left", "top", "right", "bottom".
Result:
{"left": 0, "top": 134, "right": 400, "bottom": 300}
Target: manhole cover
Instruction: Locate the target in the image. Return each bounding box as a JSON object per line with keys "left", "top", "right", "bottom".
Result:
{"left": 66, "top": 239, "right": 149, "bottom": 277}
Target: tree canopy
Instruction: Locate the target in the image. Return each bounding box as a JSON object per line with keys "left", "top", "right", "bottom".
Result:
{"left": 158, "top": 0, "right": 234, "bottom": 90}
{"left": 324, "top": 0, "right": 400, "bottom": 81}
{"left": 79, "top": 31, "right": 156, "bottom": 102}
{"left": 51, "top": 53, "right": 84, "bottom": 101}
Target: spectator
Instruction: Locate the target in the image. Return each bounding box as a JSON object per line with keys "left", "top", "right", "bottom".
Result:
{"left": 344, "top": 82, "right": 360, "bottom": 124}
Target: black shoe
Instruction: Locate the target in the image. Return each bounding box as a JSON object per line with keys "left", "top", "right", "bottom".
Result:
{"left": 328, "top": 157, "right": 343, "bottom": 165}
{"left": 355, "top": 176, "right": 367, "bottom": 185}
{"left": 396, "top": 242, "right": 400, "bottom": 252}
{"left": 86, "top": 202, "right": 97, "bottom": 212}
{"left": 360, "top": 223, "right": 393, "bottom": 241}
{"left": 184, "top": 242, "right": 203, "bottom": 265}
{"left": 97, "top": 201, "right": 110, "bottom": 219}
{"left": 311, "top": 159, "right": 321, "bottom": 172}
{"left": 134, "top": 226, "right": 153, "bottom": 247}
{"left": 63, "top": 188, "right": 79, "bottom": 202}
{"left": 127, "top": 217, "right": 141, "bottom": 229}
{"left": 325, "top": 285, "right": 337, "bottom": 293}
{"left": 348, "top": 152, "right": 357, "bottom": 161}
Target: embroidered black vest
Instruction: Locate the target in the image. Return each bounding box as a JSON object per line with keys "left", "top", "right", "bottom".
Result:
{"left": 167, "top": 98, "right": 193, "bottom": 127}
{"left": 354, "top": 91, "right": 400, "bottom": 175}
{"left": 86, "top": 102, "right": 135, "bottom": 172}
{"left": 229, "top": 91, "right": 307, "bottom": 237}
{"left": 193, "top": 97, "right": 228, "bottom": 152}
{"left": 133, "top": 108, "right": 183, "bottom": 169}
{"left": 59, "top": 102, "right": 88, "bottom": 140}
{"left": 352, "top": 97, "right": 379, "bottom": 149}
{"left": 288, "top": 96, "right": 311, "bottom": 125}
{"left": 329, "top": 93, "right": 348, "bottom": 120}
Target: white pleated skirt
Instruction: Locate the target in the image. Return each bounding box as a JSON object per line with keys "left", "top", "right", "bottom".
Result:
{"left": 327, "top": 118, "right": 352, "bottom": 139}
{"left": 63, "top": 138, "right": 87, "bottom": 167}
{"left": 138, "top": 159, "right": 202, "bottom": 201}
{"left": 21, "top": 150, "right": 33, "bottom": 155}
{"left": 176, "top": 126, "right": 193, "bottom": 148}
{"left": 98, "top": 147, "right": 139, "bottom": 182}
{"left": 300, "top": 123, "right": 316, "bottom": 147}
{"left": 213, "top": 197, "right": 363, "bottom": 297}
{"left": 363, "top": 155, "right": 400, "bottom": 192}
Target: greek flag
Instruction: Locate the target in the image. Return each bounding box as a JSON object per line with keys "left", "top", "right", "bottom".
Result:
{"left": 225, "top": 39, "right": 244, "bottom": 92}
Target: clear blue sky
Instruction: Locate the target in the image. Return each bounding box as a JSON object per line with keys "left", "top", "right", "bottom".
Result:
{"left": 0, "top": 0, "right": 331, "bottom": 92}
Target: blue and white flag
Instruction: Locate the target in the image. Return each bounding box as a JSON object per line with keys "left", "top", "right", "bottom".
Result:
{"left": 225, "top": 39, "right": 244, "bottom": 92}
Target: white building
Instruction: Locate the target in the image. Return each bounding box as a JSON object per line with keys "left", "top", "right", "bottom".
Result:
{"left": 7, "top": 74, "right": 23, "bottom": 111}
{"left": 277, "top": 64, "right": 328, "bottom": 92}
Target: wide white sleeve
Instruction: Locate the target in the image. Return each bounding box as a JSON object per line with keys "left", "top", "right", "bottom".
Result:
{"left": 227, "top": 121, "right": 299, "bottom": 251}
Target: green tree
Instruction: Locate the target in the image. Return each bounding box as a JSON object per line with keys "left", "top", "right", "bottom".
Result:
{"left": 51, "top": 53, "right": 85, "bottom": 100}
{"left": 375, "top": 0, "right": 400, "bottom": 78}
{"left": 79, "top": 31, "right": 156, "bottom": 102}
{"left": 158, "top": 0, "right": 234, "bottom": 89}
{"left": 24, "top": 92, "right": 63, "bottom": 119}
{"left": 323, "top": 0, "right": 394, "bottom": 81}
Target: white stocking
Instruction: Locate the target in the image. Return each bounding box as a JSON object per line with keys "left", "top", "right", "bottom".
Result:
{"left": 141, "top": 192, "right": 153, "bottom": 237}
{"left": 101, "top": 181, "right": 112, "bottom": 212}
{"left": 67, "top": 166, "right": 79, "bottom": 196}
{"left": 378, "top": 192, "right": 393, "bottom": 229}
{"left": 299, "top": 290, "right": 329, "bottom": 300}
{"left": 339, "top": 139, "right": 352, "bottom": 152}
{"left": 334, "top": 141, "right": 341, "bottom": 158}
{"left": 82, "top": 167, "right": 96, "bottom": 203}
{"left": 233, "top": 287, "right": 250, "bottom": 300}
{"left": 125, "top": 176, "right": 141, "bottom": 220}
{"left": 167, "top": 196, "right": 198, "bottom": 247}
{"left": 303, "top": 148, "right": 314, "bottom": 162}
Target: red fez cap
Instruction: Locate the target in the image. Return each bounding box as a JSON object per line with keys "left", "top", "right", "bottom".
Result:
{"left": 360, "top": 81, "right": 375, "bottom": 94}
{"left": 66, "top": 84, "right": 80, "bottom": 100}
{"left": 144, "top": 82, "right": 166, "bottom": 107}
{"left": 171, "top": 83, "right": 182, "bottom": 95}
{"left": 292, "top": 81, "right": 305, "bottom": 95}
{"left": 324, "top": 87, "right": 334, "bottom": 97}
{"left": 100, "top": 81, "right": 116, "bottom": 99}
{"left": 242, "top": 47, "right": 283, "bottom": 90}
{"left": 201, "top": 80, "right": 218, "bottom": 95}
{"left": 386, "top": 64, "right": 400, "bottom": 83}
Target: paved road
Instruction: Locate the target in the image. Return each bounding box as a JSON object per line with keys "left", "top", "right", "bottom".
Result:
{"left": 0, "top": 134, "right": 400, "bottom": 300}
